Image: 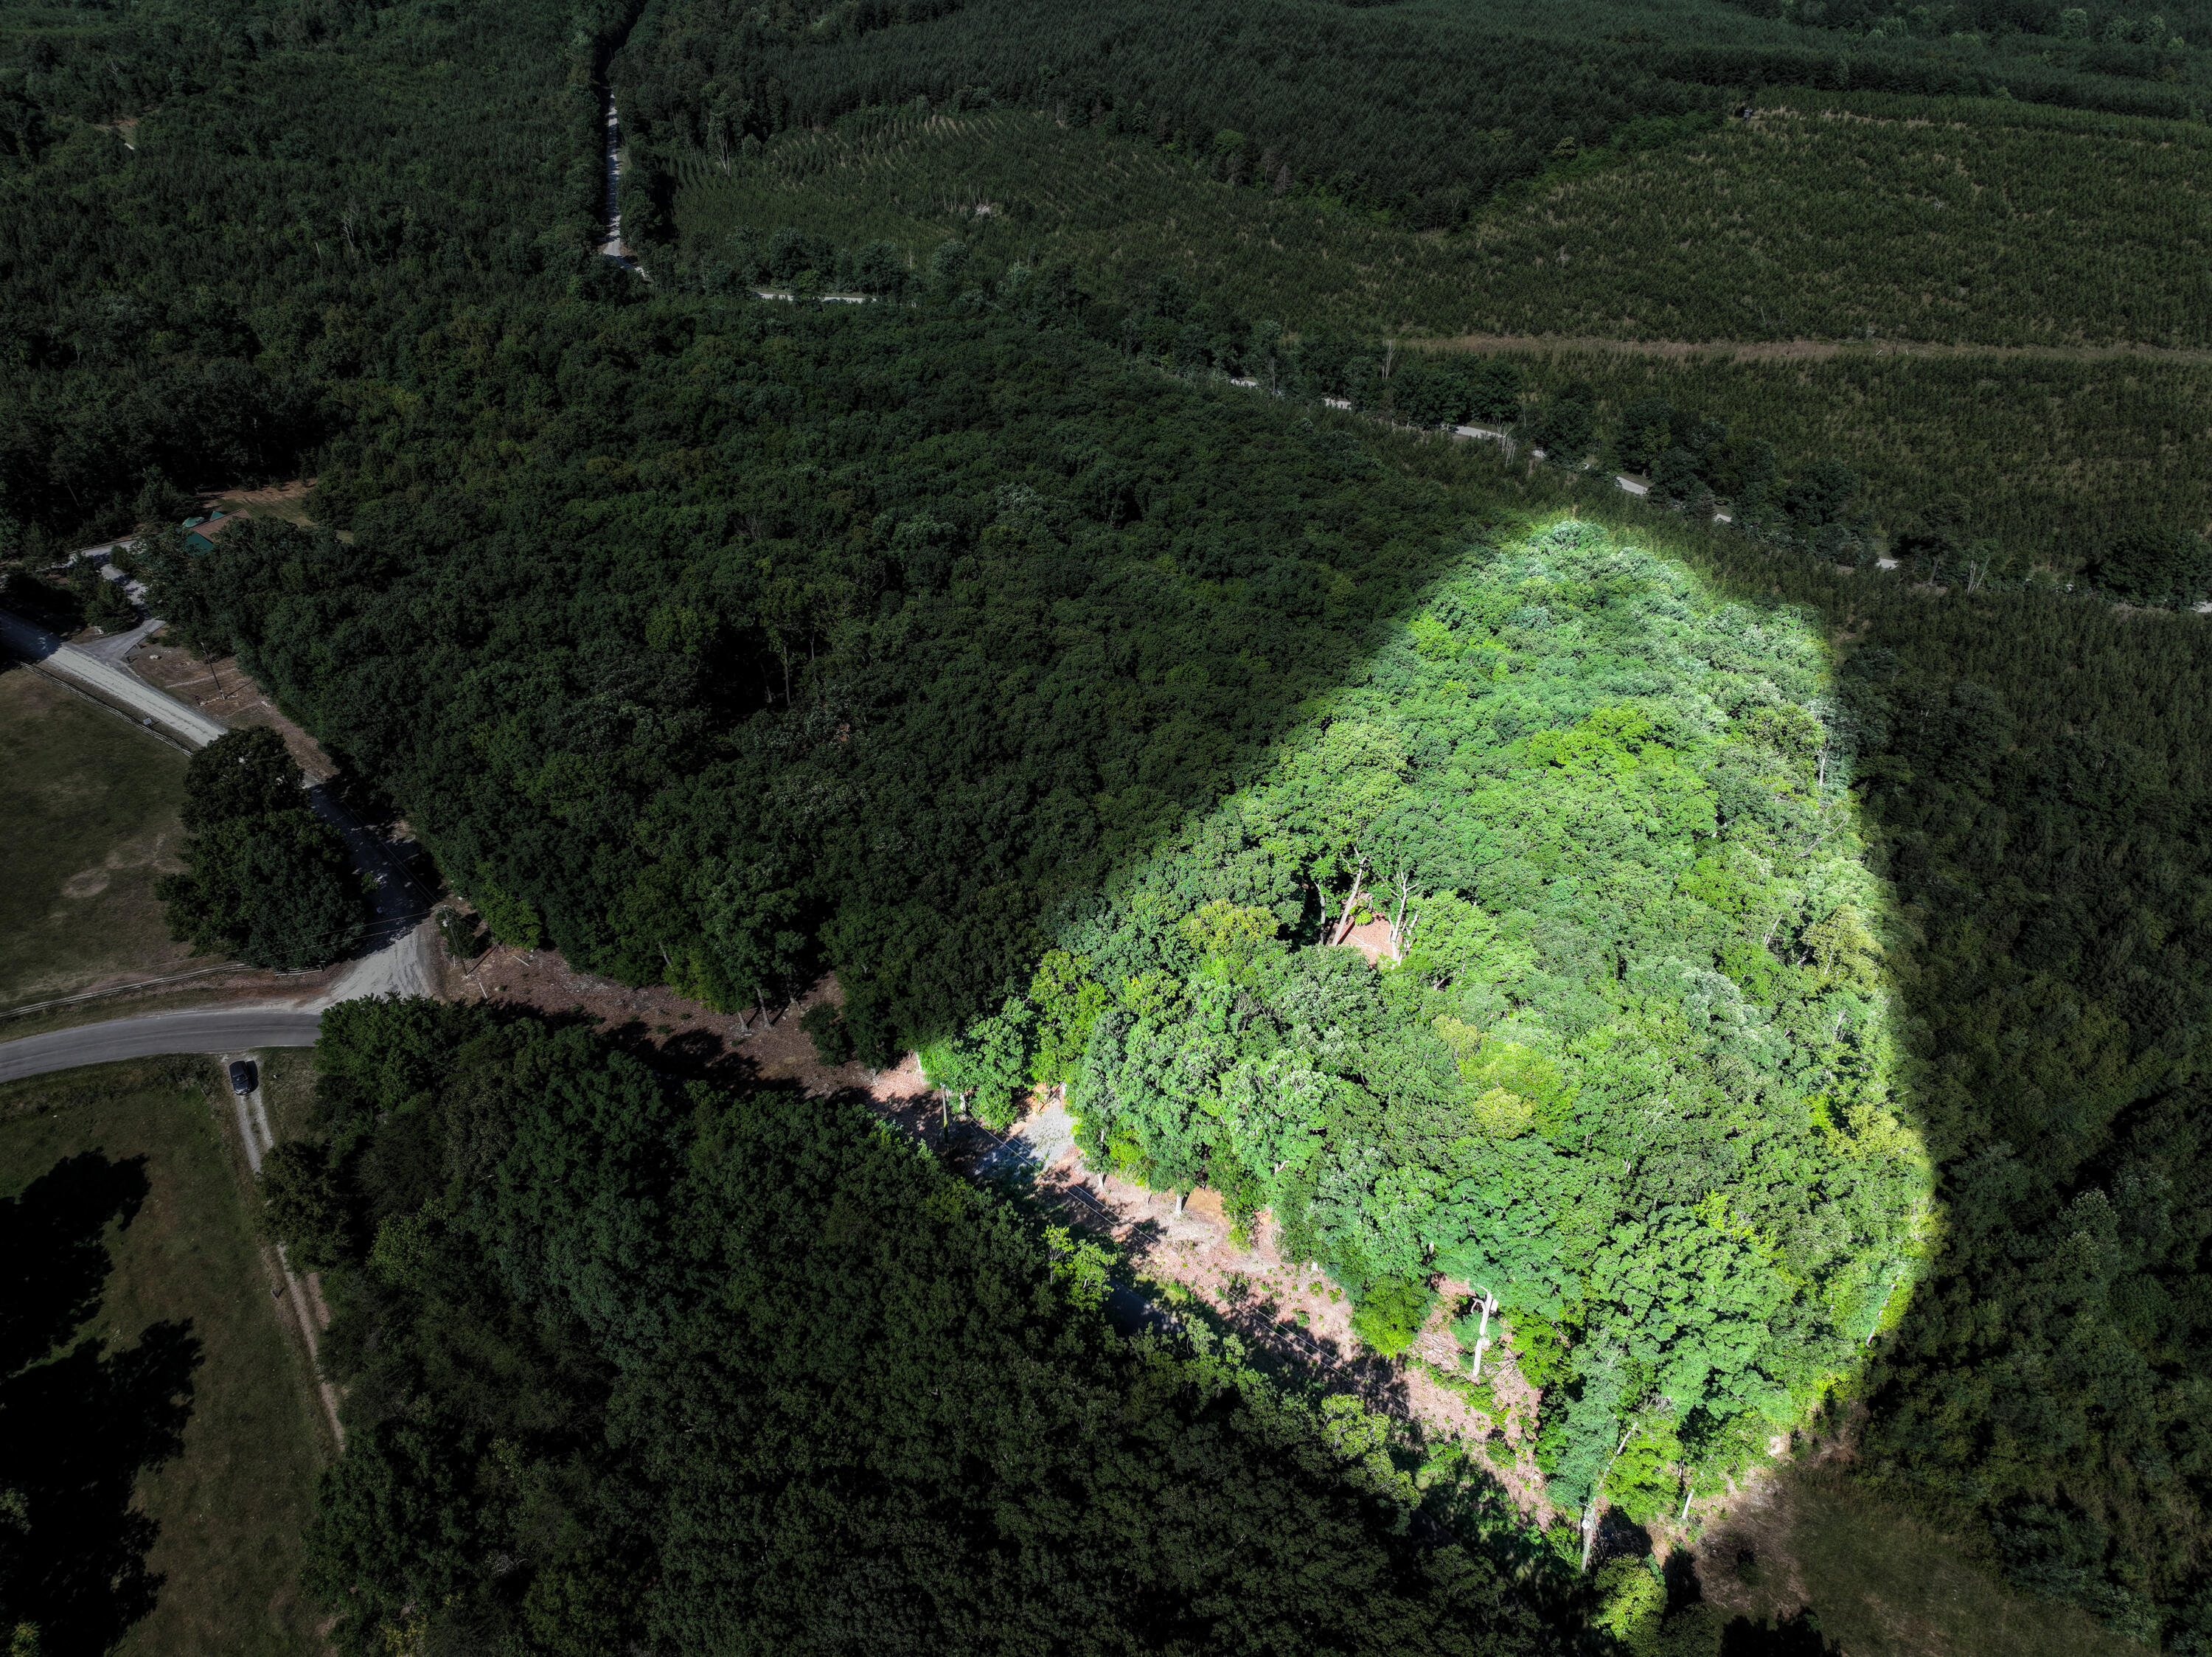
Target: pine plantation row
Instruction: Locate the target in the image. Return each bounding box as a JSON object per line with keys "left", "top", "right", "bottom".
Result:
{"left": 645, "top": 98, "right": 2212, "bottom": 582}
{"left": 662, "top": 93, "right": 2212, "bottom": 350}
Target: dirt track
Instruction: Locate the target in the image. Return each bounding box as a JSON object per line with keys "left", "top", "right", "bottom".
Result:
{"left": 1411, "top": 332, "right": 2212, "bottom": 365}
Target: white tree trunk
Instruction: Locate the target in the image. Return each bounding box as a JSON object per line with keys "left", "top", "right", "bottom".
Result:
{"left": 1388, "top": 872, "right": 1412, "bottom": 959}
{"left": 1581, "top": 1426, "right": 1638, "bottom": 1573}
{"left": 1468, "top": 1293, "right": 1497, "bottom": 1377}
{"left": 1330, "top": 861, "right": 1369, "bottom": 946}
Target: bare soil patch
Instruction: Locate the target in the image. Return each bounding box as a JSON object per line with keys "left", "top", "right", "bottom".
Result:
{"left": 124, "top": 635, "right": 334, "bottom": 781}
{"left": 445, "top": 942, "right": 783, "bottom": 1069}
{"left": 452, "top": 951, "right": 1548, "bottom": 1497}
{"left": 204, "top": 478, "right": 320, "bottom": 527}
{"left": 451, "top": 957, "right": 1856, "bottom": 1555}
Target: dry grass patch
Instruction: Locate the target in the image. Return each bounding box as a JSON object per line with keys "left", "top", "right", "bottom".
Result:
{"left": 0, "top": 665, "right": 194, "bottom": 1010}
{"left": 1698, "top": 1465, "right": 2152, "bottom": 1657}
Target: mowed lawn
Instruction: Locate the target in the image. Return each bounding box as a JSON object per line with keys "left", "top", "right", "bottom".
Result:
{"left": 0, "top": 666, "right": 195, "bottom": 1010}
{"left": 0, "top": 1057, "right": 330, "bottom": 1657}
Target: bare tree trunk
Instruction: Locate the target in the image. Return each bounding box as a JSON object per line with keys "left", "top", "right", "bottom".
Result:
{"left": 1329, "top": 859, "right": 1369, "bottom": 947}
{"left": 1581, "top": 1426, "right": 1637, "bottom": 1573}
{"left": 1469, "top": 1290, "right": 1498, "bottom": 1377}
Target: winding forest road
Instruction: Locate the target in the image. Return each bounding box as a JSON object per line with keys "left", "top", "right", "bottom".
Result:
{"left": 0, "top": 599, "right": 441, "bottom": 1080}
{"left": 1415, "top": 332, "right": 2212, "bottom": 367}
{"left": 599, "top": 92, "right": 640, "bottom": 268}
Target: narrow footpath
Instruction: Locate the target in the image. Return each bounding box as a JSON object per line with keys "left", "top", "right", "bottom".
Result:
{"left": 223, "top": 1055, "right": 347, "bottom": 1445}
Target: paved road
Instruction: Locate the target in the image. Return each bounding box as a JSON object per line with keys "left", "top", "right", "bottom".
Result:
{"left": 0, "top": 608, "right": 227, "bottom": 744}
{"left": 2, "top": 596, "right": 439, "bottom": 1048}
{"left": 77, "top": 608, "right": 163, "bottom": 664}
{"left": 3, "top": 602, "right": 436, "bottom": 930}
{"left": 0, "top": 1007, "right": 324, "bottom": 1083}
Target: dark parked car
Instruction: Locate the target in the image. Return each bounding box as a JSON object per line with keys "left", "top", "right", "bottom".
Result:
{"left": 228, "top": 1059, "right": 257, "bottom": 1095}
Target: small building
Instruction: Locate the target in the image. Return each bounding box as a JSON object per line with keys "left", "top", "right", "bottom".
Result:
{"left": 183, "top": 510, "right": 241, "bottom": 555}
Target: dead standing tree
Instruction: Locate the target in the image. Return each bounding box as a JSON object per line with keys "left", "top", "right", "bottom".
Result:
{"left": 1326, "top": 851, "right": 1370, "bottom": 946}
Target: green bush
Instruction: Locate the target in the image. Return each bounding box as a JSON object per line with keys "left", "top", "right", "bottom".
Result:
{"left": 799, "top": 1000, "right": 855, "bottom": 1067}
{"left": 157, "top": 729, "right": 366, "bottom": 970}
{"left": 257, "top": 1140, "right": 352, "bottom": 1274}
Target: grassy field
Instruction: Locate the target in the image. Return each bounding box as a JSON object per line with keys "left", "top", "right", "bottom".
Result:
{"left": 251, "top": 1044, "right": 321, "bottom": 1147}
{"left": 0, "top": 665, "right": 196, "bottom": 1012}
{"left": 1708, "top": 1467, "right": 2154, "bottom": 1657}
{"left": 0, "top": 1057, "right": 329, "bottom": 1657}
{"left": 669, "top": 90, "right": 2212, "bottom": 348}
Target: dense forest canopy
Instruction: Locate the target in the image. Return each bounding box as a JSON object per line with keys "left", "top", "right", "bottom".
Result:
{"left": 144, "top": 294, "right": 1550, "bottom": 1057}
{"left": 155, "top": 724, "right": 369, "bottom": 969}
{"left": 611, "top": 0, "right": 2206, "bottom": 237}
{"left": 0, "top": 0, "right": 621, "bottom": 552}
{"left": 3, "top": 0, "right": 2212, "bottom": 1648}
{"left": 661, "top": 90, "right": 2212, "bottom": 350}
{"left": 919, "top": 519, "right": 1930, "bottom": 1534}
{"left": 1611, "top": 498, "right": 2212, "bottom": 1646}
{"left": 279, "top": 997, "right": 1558, "bottom": 1657}
{"left": 616, "top": 4, "right": 2212, "bottom": 594}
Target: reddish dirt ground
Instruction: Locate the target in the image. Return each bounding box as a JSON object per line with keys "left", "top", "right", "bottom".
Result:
{"left": 271, "top": 869, "right": 1785, "bottom": 1548}
{"left": 1340, "top": 914, "right": 1399, "bottom": 963}
{"left": 125, "top": 636, "right": 336, "bottom": 779}
{"left": 1021, "top": 1139, "right": 1557, "bottom": 1516}
{"left": 437, "top": 945, "right": 821, "bottom": 1069}
{"left": 444, "top": 945, "right": 1601, "bottom": 1521}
